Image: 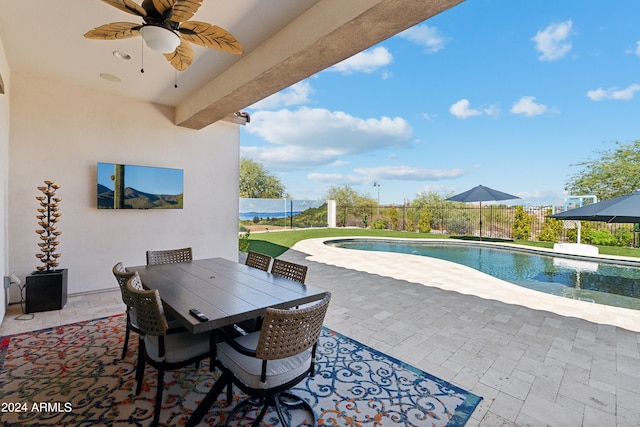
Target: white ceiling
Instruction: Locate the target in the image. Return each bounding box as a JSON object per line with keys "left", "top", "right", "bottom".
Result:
{"left": 0, "top": 0, "right": 465, "bottom": 128}
{"left": 0, "top": 0, "right": 320, "bottom": 107}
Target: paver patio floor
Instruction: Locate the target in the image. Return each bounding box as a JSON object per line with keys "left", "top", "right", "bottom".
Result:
{"left": 286, "top": 237, "right": 640, "bottom": 426}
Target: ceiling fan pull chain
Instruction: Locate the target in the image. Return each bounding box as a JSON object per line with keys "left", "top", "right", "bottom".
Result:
{"left": 84, "top": 1, "right": 243, "bottom": 73}
{"left": 140, "top": 37, "right": 145, "bottom": 74}
{"left": 174, "top": 69, "right": 178, "bottom": 89}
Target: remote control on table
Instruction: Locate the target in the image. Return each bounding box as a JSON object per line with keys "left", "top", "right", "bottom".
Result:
{"left": 189, "top": 308, "right": 209, "bottom": 322}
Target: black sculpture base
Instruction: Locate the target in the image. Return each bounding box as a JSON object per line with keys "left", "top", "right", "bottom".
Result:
{"left": 25, "top": 269, "right": 68, "bottom": 313}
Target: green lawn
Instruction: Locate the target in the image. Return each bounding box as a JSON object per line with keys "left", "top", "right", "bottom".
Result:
{"left": 246, "top": 228, "right": 640, "bottom": 258}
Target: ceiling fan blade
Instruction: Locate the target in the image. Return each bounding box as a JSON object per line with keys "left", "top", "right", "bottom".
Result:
{"left": 178, "top": 21, "right": 243, "bottom": 54}
{"left": 149, "top": 0, "right": 174, "bottom": 16}
{"left": 101, "top": 0, "right": 147, "bottom": 17}
{"left": 84, "top": 22, "right": 141, "bottom": 40}
{"left": 163, "top": 38, "right": 194, "bottom": 70}
{"left": 169, "top": 0, "right": 203, "bottom": 23}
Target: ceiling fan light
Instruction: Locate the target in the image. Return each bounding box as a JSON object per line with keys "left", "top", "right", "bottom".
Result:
{"left": 140, "top": 26, "right": 180, "bottom": 53}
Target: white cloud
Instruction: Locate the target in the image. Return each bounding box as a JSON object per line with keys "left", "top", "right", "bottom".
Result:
{"left": 587, "top": 84, "right": 640, "bottom": 101}
{"left": 510, "top": 96, "right": 548, "bottom": 116}
{"left": 516, "top": 190, "right": 558, "bottom": 202}
{"left": 449, "top": 99, "right": 481, "bottom": 119}
{"left": 398, "top": 24, "right": 447, "bottom": 53}
{"left": 483, "top": 104, "right": 501, "bottom": 118}
{"left": 307, "top": 173, "right": 367, "bottom": 185}
{"left": 532, "top": 20, "right": 573, "bottom": 61}
{"left": 636, "top": 41, "right": 640, "bottom": 56}
{"left": 586, "top": 88, "right": 607, "bottom": 101}
{"left": 249, "top": 81, "right": 313, "bottom": 110}
{"left": 330, "top": 47, "right": 393, "bottom": 75}
{"left": 307, "top": 165, "right": 464, "bottom": 185}
{"left": 418, "top": 184, "right": 459, "bottom": 197}
{"left": 449, "top": 99, "right": 502, "bottom": 119}
{"left": 241, "top": 107, "right": 413, "bottom": 169}
{"left": 353, "top": 165, "right": 464, "bottom": 181}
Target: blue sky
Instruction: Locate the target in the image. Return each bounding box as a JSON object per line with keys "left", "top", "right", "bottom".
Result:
{"left": 240, "top": 0, "right": 640, "bottom": 206}
{"left": 97, "top": 163, "right": 183, "bottom": 195}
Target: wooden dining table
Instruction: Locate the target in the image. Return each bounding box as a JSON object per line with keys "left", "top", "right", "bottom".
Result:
{"left": 126, "top": 257, "right": 328, "bottom": 334}
{"left": 127, "top": 257, "right": 328, "bottom": 425}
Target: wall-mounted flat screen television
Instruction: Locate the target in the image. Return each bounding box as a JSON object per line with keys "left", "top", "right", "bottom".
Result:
{"left": 97, "top": 162, "right": 184, "bottom": 209}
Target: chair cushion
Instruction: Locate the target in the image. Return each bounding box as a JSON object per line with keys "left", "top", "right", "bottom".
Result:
{"left": 217, "top": 332, "right": 312, "bottom": 390}
{"left": 129, "top": 309, "right": 182, "bottom": 333}
{"left": 145, "top": 332, "right": 210, "bottom": 364}
{"left": 129, "top": 308, "right": 139, "bottom": 329}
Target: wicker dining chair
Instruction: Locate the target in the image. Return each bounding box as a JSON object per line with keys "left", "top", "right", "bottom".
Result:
{"left": 236, "top": 258, "right": 307, "bottom": 335}
{"left": 234, "top": 251, "right": 274, "bottom": 334}
{"left": 245, "top": 251, "right": 272, "bottom": 272}
{"left": 112, "top": 262, "right": 186, "bottom": 360}
{"left": 146, "top": 247, "right": 193, "bottom": 265}
{"left": 271, "top": 258, "right": 308, "bottom": 284}
{"left": 112, "top": 262, "right": 143, "bottom": 360}
{"left": 126, "top": 272, "right": 212, "bottom": 427}
{"left": 213, "top": 292, "right": 331, "bottom": 427}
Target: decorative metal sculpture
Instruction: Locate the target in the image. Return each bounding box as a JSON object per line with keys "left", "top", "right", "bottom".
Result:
{"left": 35, "top": 180, "right": 62, "bottom": 272}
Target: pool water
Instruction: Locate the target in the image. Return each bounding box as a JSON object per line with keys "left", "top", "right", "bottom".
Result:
{"left": 327, "top": 239, "right": 640, "bottom": 310}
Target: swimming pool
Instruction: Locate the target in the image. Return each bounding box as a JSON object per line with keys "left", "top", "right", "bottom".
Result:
{"left": 326, "top": 239, "right": 640, "bottom": 310}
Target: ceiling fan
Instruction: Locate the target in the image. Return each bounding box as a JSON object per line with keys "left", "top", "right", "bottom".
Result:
{"left": 84, "top": 0, "right": 243, "bottom": 71}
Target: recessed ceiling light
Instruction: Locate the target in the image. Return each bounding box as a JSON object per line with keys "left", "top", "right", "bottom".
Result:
{"left": 99, "top": 73, "right": 121, "bottom": 83}
{"left": 113, "top": 51, "right": 131, "bottom": 60}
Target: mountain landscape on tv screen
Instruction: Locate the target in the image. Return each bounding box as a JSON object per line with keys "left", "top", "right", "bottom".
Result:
{"left": 97, "top": 184, "right": 183, "bottom": 209}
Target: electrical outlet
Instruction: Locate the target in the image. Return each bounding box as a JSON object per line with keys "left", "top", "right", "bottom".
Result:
{"left": 3, "top": 275, "right": 20, "bottom": 288}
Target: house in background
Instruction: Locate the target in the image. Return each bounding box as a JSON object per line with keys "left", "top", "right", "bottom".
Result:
{"left": 0, "top": 0, "right": 463, "bottom": 324}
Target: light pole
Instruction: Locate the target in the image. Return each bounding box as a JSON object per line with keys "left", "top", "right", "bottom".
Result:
{"left": 373, "top": 182, "right": 380, "bottom": 214}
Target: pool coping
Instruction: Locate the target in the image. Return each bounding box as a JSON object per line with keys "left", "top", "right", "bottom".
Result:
{"left": 292, "top": 237, "right": 640, "bottom": 332}
{"left": 324, "top": 236, "right": 640, "bottom": 267}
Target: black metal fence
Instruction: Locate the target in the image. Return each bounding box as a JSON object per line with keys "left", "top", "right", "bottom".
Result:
{"left": 336, "top": 204, "right": 639, "bottom": 246}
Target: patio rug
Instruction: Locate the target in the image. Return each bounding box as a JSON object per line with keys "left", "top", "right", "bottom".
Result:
{"left": 0, "top": 315, "right": 481, "bottom": 426}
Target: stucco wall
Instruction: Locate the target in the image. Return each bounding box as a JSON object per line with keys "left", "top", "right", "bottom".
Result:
{"left": 7, "top": 73, "right": 239, "bottom": 301}
{"left": 0, "top": 38, "right": 9, "bottom": 316}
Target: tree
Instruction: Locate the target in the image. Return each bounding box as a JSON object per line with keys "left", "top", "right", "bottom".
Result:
{"left": 411, "top": 191, "right": 458, "bottom": 232}
{"left": 324, "top": 185, "right": 377, "bottom": 207}
{"left": 565, "top": 140, "right": 640, "bottom": 200}
{"left": 324, "top": 185, "right": 376, "bottom": 227}
{"left": 239, "top": 158, "right": 285, "bottom": 198}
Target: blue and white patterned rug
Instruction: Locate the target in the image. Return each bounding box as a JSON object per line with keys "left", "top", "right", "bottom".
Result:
{"left": 0, "top": 315, "right": 481, "bottom": 426}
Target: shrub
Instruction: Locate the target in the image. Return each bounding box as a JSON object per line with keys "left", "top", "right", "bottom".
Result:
{"left": 405, "top": 213, "right": 416, "bottom": 232}
{"left": 361, "top": 213, "right": 369, "bottom": 228}
{"left": 584, "top": 228, "right": 616, "bottom": 246}
{"left": 238, "top": 230, "right": 251, "bottom": 252}
{"left": 615, "top": 228, "right": 634, "bottom": 247}
{"left": 372, "top": 219, "right": 387, "bottom": 230}
{"left": 387, "top": 206, "right": 399, "bottom": 231}
{"left": 447, "top": 217, "right": 469, "bottom": 235}
{"left": 418, "top": 207, "right": 431, "bottom": 233}
{"left": 537, "top": 208, "right": 563, "bottom": 242}
{"left": 567, "top": 221, "right": 595, "bottom": 243}
{"left": 512, "top": 206, "right": 532, "bottom": 240}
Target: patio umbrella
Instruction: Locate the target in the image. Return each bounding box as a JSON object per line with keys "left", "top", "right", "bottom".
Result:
{"left": 550, "top": 191, "right": 640, "bottom": 223}
{"left": 446, "top": 185, "right": 521, "bottom": 238}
